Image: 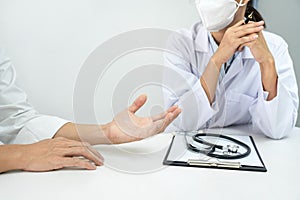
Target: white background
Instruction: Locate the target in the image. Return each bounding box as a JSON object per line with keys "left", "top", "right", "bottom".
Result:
{"left": 0, "top": 0, "right": 299, "bottom": 125}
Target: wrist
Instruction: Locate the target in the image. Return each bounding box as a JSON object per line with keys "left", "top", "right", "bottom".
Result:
{"left": 259, "top": 57, "right": 278, "bottom": 100}
{"left": 259, "top": 55, "right": 275, "bottom": 67}
{"left": 18, "top": 145, "right": 32, "bottom": 171}
{"left": 100, "top": 122, "right": 114, "bottom": 144}
{"left": 260, "top": 57, "right": 276, "bottom": 77}
{"left": 210, "top": 56, "right": 223, "bottom": 71}
{"left": 210, "top": 57, "right": 223, "bottom": 70}
{"left": 0, "top": 145, "right": 28, "bottom": 173}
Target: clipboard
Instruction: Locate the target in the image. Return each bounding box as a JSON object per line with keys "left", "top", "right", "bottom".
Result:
{"left": 163, "top": 132, "right": 267, "bottom": 172}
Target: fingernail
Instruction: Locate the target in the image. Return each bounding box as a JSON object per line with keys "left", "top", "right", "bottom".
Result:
{"left": 94, "top": 159, "right": 102, "bottom": 166}
{"left": 100, "top": 156, "right": 104, "bottom": 162}
{"left": 97, "top": 155, "right": 104, "bottom": 163}
{"left": 91, "top": 163, "right": 97, "bottom": 170}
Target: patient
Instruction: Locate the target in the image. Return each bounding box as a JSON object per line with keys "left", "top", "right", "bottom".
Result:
{"left": 0, "top": 49, "right": 181, "bottom": 173}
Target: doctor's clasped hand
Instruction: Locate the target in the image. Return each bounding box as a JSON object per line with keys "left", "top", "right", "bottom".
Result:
{"left": 211, "top": 20, "right": 265, "bottom": 67}
{"left": 211, "top": 20, "right": 278, "bottom": 101}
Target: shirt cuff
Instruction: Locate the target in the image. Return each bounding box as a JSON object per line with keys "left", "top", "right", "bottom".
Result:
{"left": 173, "top": 80, "right": 216, "bottom": 131}
{"left": 13, "top": 116, "right": 70, "bottom": 144}
{"left": 251, "top": 80, "right": 295, "bottom": 139}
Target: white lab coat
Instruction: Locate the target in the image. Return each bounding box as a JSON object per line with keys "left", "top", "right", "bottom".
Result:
{"left": 163, "top": 22, "right": 299, "bottom": 139}
{"left": 0, "top": 48, "right": 68, "bottom": 145}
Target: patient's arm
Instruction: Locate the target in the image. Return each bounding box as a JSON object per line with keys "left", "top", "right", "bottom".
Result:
{"left": 54, "top": 95, "right": 181, "bottom": 145}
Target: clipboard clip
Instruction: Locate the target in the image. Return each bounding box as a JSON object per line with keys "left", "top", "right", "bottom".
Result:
{"left": 187, "top": 159, "right": 241, "bottom": 169}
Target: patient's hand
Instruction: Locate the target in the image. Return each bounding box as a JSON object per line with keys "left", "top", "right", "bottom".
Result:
{"left": 107, "top": 95, "right": 181, "bottom": 144}
{"left": 20, "top": 137, "right": 104, "bottom": 172}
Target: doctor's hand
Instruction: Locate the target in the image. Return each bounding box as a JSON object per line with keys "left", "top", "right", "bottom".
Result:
{"left": 237, "top": 27, "right": 274, "bottom": 64}
{"left": 237, "top": 25, "right": 278, "bottom": 100}
{"left": 106, "top": 95, "right": 181, "bottom": 144}
{"left": 20, "top": 137, "right": 104, "bottom": 172}
{"left": 211, "top": 20, "right": 265, "bottom": 68}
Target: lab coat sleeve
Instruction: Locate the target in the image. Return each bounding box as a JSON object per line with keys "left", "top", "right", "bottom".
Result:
{"left": 162, "top": 32, "right": 217, "bottom": 132}
{"left": 0, "top": 49, "right": 69, "bottom": 144}
{"left": 249, "top": 39, "right": 299, "bottom": 139}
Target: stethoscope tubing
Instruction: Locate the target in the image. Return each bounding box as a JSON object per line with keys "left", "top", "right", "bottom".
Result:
{"left": 187, "top": 133, "right": 251, "bottom": 159}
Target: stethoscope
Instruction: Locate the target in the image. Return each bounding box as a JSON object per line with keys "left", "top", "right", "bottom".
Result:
{"left": 185, "top": 133, "right": 251, "bottom": 160}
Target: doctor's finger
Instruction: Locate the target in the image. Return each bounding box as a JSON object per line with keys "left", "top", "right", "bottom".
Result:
{"left": 238, "top": 40, "right": 256, "bottom": 52}
{"left": 237, "top": 34, "right": 258, "bottom": 47}
{"left": 232, "top": 20, "right": 246, "bottom": 28}
{"left": 234, "top": 20, "right": 265, "bottom": 32}
{"left": 237, "top": 33, "right": 259, "bottom": 50}
{"left": 235, "top": 25, "right": 264, "bottom": 38}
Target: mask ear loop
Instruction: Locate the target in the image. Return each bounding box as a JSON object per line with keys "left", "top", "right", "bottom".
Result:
{"left": 236, "top": 0, "right": 247, "bottom": 9}
{"left": 227, "top": 0, "right": 247, "bottom": 21}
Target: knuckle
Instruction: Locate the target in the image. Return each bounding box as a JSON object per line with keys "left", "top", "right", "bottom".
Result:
{"left": 233, "top": 41, "right": 239, "bottom": 47}
{"left": 242, "top": 37, "right": 249, "bottom": 43}
{"left": 73, "top": 158, "right": 83, "bottom": 166}
{"left": 56, "top": 137, "right": 65, "bottom": 141}
{"left": 53, "top": 138, "right": 64, "bottom": 145}
{"left": 79, "top": 147, "right": 89, "bottom": 155}
{"left": 241, "top": 29, "right": 247, "bottom": 35}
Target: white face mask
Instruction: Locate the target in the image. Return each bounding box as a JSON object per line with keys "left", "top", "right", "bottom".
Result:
{"left": 195, "top": 0, "right": 246, "bottom": 32}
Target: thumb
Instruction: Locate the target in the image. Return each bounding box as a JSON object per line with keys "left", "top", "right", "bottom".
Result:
{"left": 128, "top": 94, "right": 147, "bottom": 113}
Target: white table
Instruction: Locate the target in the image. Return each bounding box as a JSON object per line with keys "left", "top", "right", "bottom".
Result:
{"left": 1, "top": 125, "right": 300, "bottom": 200}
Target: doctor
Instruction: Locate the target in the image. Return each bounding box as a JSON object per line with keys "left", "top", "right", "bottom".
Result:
{"left": 163, "top": 0, "right": 298, "bottom": 139}
{"left": 0, "top": 49, "right": 181, "bottom": 173}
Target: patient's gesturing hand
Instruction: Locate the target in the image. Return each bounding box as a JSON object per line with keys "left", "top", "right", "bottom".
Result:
{"left": 107, "top": 95, "right": 181, "bottom": 144}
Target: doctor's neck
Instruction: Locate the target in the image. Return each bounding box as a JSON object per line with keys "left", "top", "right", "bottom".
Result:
{"left": 210, "top": 31, "right": 225, "bottom": 45}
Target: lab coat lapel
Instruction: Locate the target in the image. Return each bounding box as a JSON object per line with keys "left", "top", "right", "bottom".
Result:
{"left": 222, "top": 47, "right": 254, "bottom": 85}
{"left": 222, "top": 55, "right": 243, "bottom": 85}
